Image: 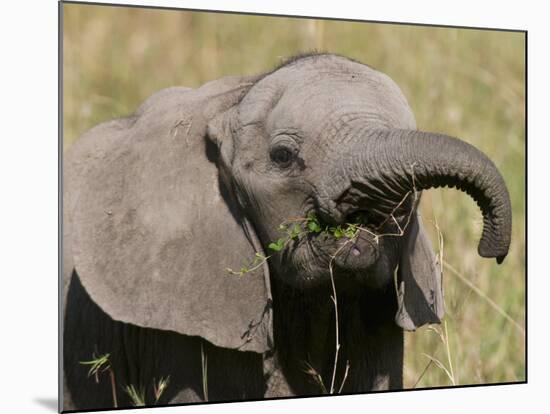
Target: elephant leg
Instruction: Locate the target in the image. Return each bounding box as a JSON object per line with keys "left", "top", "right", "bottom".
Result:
{"left": 263, "top": 352, "right": 295, "bottom": 398}
{"left": 340, "top": 285, "right": 404, "bottom": 392}
{"left": 169, "top": 387, "right": 203, "bottom": 404}
{"left": 199, "top": 340, "right": 265, "bottom": 402}
{"left": 62, "top": 374, "right": 76, "bottom": 411}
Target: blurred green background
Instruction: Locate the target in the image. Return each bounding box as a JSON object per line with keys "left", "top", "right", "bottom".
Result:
{"left": 63, "top": 3, "right": 525, "bottom": 390}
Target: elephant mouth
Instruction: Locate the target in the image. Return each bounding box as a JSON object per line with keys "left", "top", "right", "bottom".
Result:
{"left": 298, "top": 190, "right": 416, "bottom": 275}
{"left": 303, "top": 206, "right": 391, "bottom": 271}
{"left": 275, "top": 200, "right": 410, "bottom": 289}
{"left": 275, "top": 190, "right": 415, "bottom": 288}
{"left": 330, "top": 230, "right": 380, "bottom": 270}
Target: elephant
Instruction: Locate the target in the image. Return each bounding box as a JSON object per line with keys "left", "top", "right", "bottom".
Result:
{"left": 62, "top": 53, "right": 512, "bottom": 411}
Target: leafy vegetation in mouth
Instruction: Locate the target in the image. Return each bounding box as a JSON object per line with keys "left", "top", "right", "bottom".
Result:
{"left": 227, "top": 189, "right": 419, "bottom": 277}
{"left": 226, "top": 212, "right": 366, "bottom": 276}
{"left": 268, "top": 212, "right": 362, "bottom": 251}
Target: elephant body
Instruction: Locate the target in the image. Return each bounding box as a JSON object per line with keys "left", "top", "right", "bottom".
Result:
{"left": 64, "top": 271, "right": 403, "bottom": 409}
{"left": 63, "top": 53, "right": 511, "bottom": 410}
{"left": 64, "top": 272, "right": 265, "bottom": 408}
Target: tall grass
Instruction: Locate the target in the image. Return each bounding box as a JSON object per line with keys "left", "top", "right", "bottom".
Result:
{"left": 63, "top": 3, "right": 525, "bottom": 388}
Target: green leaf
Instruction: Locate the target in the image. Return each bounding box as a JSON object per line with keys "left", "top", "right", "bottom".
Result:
{"left": 289, "top": 224, "right": 301, "bottom": 239}
{"left": 268, "top": 238, "right": 285, "bottom": 252}
{"left": 307, "top": 219, "right": 321, "bottom": 233}
{"left": 332, "top": 227, "right": 344, "bottom": 239}
{"left": 344, "top": 224, "right": 358, "bottom": 239}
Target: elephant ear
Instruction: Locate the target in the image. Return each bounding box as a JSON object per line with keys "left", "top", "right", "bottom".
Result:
{"left": 66, "top": 76, "right": 273, "bottom": 353}
{"left": 394, "top": 214, "right": 444, "bottom": 331}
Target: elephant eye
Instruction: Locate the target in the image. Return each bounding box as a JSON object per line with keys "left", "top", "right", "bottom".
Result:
{"left": 270, "top": 146, "right": 295, "bottom": 168}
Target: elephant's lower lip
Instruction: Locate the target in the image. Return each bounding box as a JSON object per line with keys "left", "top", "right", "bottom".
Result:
{"left": 330, "top": 233, "right": 378, "bottom": 269}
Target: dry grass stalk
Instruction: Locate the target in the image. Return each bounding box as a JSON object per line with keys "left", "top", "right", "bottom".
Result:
{"left": 443, "top": 261, "right": 525, "bottom": 336}
{"left": 201, "top": 341, "right": 209, "bottom": 401}
{"left": 303, "top": 361, "right": 328, "bottom": 394}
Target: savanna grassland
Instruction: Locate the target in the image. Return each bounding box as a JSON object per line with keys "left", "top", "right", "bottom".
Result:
{"left": 63, "top": 3, "right": 525, "bottom": 390}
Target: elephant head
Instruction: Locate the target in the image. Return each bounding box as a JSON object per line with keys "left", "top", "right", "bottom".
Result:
{"left": 64, "top": 53, "right": 512, "bottom": 358}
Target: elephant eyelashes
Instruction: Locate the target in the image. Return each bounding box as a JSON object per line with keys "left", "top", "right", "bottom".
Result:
{"left": 270, "top": 146, "right": 296, "bottom": 168}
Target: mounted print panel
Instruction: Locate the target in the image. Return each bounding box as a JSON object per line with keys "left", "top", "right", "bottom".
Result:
{"left": 61, "top": 1, "right": 526, "bottom": 412}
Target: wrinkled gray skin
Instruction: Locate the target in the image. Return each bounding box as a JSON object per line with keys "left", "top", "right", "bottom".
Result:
{"left": 63, "top": 54, "right": 511, "bottom": 410}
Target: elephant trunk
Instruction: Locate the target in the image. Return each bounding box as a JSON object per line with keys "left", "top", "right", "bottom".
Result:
{"left": 327, "top": 129, "right": 512, "bottom": 264}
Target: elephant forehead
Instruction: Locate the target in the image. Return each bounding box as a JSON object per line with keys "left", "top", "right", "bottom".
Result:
{"left": 238, "top": 58, "right": 416, "bottom": 133}
{"left": 266, "top": 78, "right": 416, "bottom": 133}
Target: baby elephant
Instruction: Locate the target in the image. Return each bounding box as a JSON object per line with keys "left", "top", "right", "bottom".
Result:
{"left": 63, "top": 53, "right": 511, "bottom": 410}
